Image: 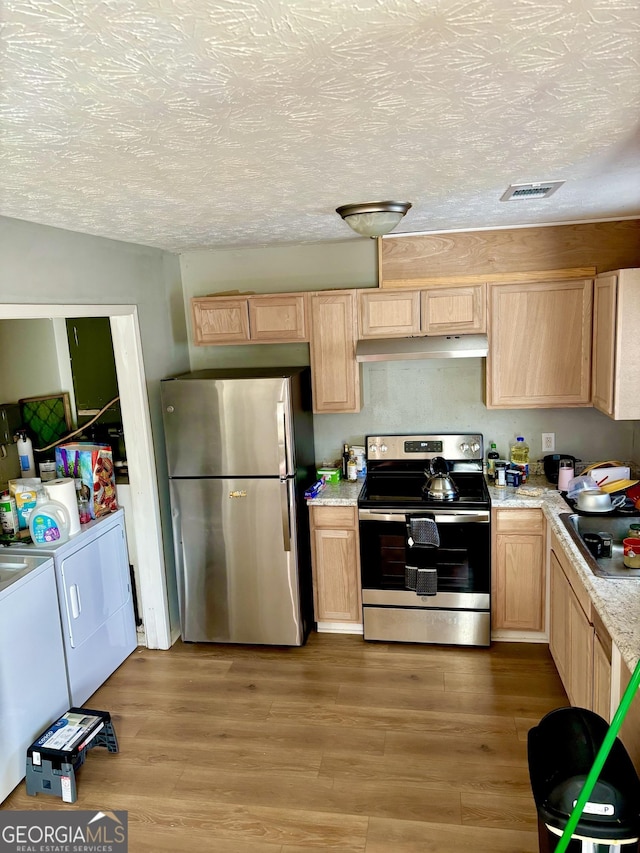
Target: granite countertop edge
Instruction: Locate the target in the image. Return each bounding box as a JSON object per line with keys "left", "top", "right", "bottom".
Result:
{"left": 307, "top": 475, "right": 640, "bottom": 672}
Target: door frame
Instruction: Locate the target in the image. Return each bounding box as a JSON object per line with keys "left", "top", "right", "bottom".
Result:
{"left": 0, "top": 303, "right": 171, "bottom": 649}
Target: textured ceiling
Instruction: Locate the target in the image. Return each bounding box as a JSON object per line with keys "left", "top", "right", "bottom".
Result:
{"left": 1, "top": 0, "right": 639, "bottom": 252}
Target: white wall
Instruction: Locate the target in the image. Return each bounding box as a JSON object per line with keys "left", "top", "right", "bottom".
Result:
{"left": 0, "top": 215, "right": 190, "bottom": 644}
{"left": 180, "top": 241, "right": 637, "bottom": 472}
{"left": 0, "top": 319, "right": 64, "bottom": 403}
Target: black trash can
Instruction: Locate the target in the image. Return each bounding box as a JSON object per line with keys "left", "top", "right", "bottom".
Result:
{"left": 528, "top": 707, "right": 640, "bottom": 853}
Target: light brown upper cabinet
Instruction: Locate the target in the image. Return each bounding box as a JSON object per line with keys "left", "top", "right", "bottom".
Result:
{"left": 358, "top": 283, "right": 486, "bottom": 339}
{"left": 421, "top": 284, "right": 486, "bottom": 335}
{"left": 309, "top": 290, "right": 361, "bottom": 414}
{"left": 191, "top": 296, "right": 251, "bottom": 344}
{"left": 358, "top": 289, "right": 421, "bottom": 338}
{"left": 592, "top": 268, "right": 640, "bottom": 420}
{"left": 487, "top": 279, "right": 593, "bottom": 409}
{"left": 191, "top": 293, "right": 308, "bottom": 345}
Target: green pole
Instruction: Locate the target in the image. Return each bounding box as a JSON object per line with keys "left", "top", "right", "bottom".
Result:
{"left": 553, "top": 659, "right": 640, "bottom": 853}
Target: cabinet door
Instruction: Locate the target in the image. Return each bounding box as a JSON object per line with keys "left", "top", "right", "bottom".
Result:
{"left": 618, "top": 660, "right": 640, "bottom": 774}
{"left": 566, "top": 585, "right": 593, "bottom": 708}
{"left": 248, "top": 294, "right": 308, "bottom": 342}
{"left": 358, "top": 290, "right": 421, "bottom": 338}
{"left": 494, "top": 533, "right": 545, "bottom": 631}
{"left": 549, "top": 552, "right": 569, "bottom": 683}
{"left": 591, "top": 274, "right": 617, "bottom": 417}
{"left": 310, "top": 506, "right": 361, "bottom": 623}
{"left": 421, "top": 284, "right": 486, "bottom": 334}
{"left": 592, "top": 633, "right": 612, "bottom": 722}
{"left": 492, "top": 509, "right": 545, "bottom": 632}
{"left": 191, "top": 297, "right": 250, "bottom": 345}
{"left": 593, "top": 268, "right": 640, "bottom": 420}
{"left": 549, "top": 547, "right": 594, "bottom": 709}
{"left": 309, "top": 291, "right": 361, "bottom": 414}
{"left": 487, "top": 279, "right": 592, "bottom": 408}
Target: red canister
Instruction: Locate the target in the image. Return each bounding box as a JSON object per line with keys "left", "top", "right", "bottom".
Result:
{"left": 623, "top": 538, "right": 640, "bottom": 569}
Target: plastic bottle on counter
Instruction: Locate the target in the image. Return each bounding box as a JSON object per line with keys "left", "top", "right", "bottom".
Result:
{"left": 16, "top": 430, "right": 36, "bottom": 478}
{"left": 342, "top": 443, "right": 350, "bottom": 480}
{"left": 510, "top": 436, "right": 529, "bottom": 482}
{"left": 76, "top": 481, "right": 92, "bottom": 525}
{"left": 486, "top": 443, "right": 499, "bottom": 480}
{"left": 0, "top": 491, "right": 19, "bottom": 535}
{"left": 347, "top": 451, "right": 358, "bottom": 482}
{"left": 28, "top": 491, "right": 70, "bottom": 545}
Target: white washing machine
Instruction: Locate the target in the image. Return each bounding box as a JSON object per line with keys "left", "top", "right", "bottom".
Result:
{"left": 11, "top": 508, "right": 137, "bottom": 706}
{"left": 0, "top": 553, "right": 70, "bottom": 803}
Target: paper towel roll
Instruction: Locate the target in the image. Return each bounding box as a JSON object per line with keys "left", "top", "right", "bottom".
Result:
{"left": 43, "top": 478, "right": 81, "bottom": 536}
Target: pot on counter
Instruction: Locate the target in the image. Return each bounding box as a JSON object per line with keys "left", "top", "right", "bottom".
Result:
{"left": 576, "top": 489, "right": 613, "bottom": 513}
{"left": 422, "top": 456, "right": 459, "bottom": 502}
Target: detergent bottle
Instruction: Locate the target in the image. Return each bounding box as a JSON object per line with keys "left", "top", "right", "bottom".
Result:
{"left": 28, "top": 490, "right": 70, "bottom": 545}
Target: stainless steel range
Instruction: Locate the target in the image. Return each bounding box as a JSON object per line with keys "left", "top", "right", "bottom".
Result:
{"left": 358, "top": 434, "right": 491, "bottom": 646}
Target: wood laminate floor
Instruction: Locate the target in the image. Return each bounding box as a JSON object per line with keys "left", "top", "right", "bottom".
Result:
{"left": 2, "top": 633, "right": 568, "bottom": 852}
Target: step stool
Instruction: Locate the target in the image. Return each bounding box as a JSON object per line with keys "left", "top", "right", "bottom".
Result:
{"left": 26, "top": 707, "right": 118, "bottom": 803}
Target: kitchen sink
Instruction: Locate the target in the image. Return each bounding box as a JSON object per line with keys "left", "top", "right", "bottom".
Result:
{"left": 558, "top": 513, "right": 640, "bottom": 579}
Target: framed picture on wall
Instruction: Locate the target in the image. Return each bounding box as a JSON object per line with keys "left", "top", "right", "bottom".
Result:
{"left": 19, "top": 392, "right": 73, "bottom": 449}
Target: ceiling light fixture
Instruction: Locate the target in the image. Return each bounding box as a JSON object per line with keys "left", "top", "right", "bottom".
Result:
{"left": 336, "top": 201, "right": 412, "bottom": 238}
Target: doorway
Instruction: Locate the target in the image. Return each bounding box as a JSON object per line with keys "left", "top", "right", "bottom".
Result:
{"left": 0, "top": 303, "right": 172, "bottom": 650}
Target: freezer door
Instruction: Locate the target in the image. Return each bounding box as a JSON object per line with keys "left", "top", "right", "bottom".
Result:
{"left": 170, "top": 477, "right": 305, "bottom": 645}
{"left": 161, "top": 376, "right": 294, "bottom": 477}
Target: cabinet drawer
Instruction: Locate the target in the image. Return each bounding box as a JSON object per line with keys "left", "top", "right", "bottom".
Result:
{"left": 494, "top": 508, "right": 545, "bottom": 535}
{"left": 310, "top": 505, "right": 357, "bottom": 530}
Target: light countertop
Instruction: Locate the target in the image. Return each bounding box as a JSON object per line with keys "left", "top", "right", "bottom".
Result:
{"left": 307, "top": 474, "right": 640, "bottom": 673}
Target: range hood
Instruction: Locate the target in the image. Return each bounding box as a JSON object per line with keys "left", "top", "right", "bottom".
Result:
{"left": 355, "top": 334, "right": 489, "bottom": 363}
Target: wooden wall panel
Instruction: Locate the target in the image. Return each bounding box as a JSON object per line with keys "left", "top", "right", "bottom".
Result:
{"left": 380, "top": 220, "right": 640, "bottom": 286}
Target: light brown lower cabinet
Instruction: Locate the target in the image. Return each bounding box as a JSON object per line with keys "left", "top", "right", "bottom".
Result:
{"left": 309, "top": 505, "right": 362, "bottom": 625}
{"left": 618, "top": 660, "right": 640, "bottom": 773}
{"left": 549, "top": 530, "right": 640, "bottom": 774}
{"left": 549, "top": 530, "right": 612, "bottom": 719}
{"left": 549, "top": 541, "right": 594, "bottom": 709}
{"left": 492, "top": 509, "right": 546, "bottom": 633}
{"left": 591, "top": 609, "right": 612, "bottom": 722}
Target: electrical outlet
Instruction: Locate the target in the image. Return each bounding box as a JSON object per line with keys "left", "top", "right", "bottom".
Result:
{"left": 542, "top": 433, "right": 555, "bottom": 452}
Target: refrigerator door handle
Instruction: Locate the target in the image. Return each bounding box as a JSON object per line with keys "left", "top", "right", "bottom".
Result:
{"left": 280, "top": 478, "right": 292, "bottom": 552}
{"left": 276, "top": 400, "right": 287, "bottom": 479}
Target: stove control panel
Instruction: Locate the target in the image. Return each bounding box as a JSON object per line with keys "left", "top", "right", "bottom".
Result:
{"left": 366, "top": 434, "right": 484, "bottom": 463}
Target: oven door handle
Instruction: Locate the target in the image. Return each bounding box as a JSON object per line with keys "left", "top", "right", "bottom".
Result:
{"left": 358, "top": 509, "right": 490, "bottom": 524}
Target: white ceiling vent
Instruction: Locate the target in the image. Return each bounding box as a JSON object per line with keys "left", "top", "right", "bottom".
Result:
{"left": 500, "top": 181, "right": 565, "bottom": 201}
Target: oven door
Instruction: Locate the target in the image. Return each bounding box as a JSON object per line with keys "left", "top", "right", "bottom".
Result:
{"left": 358, "top": 508, "right": 491, "bottom": 597}
{"left": 358, "top": 507, "right": 491, "bottom": 645}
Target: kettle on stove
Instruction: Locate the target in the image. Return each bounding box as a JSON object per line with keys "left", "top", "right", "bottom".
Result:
{"left": 422, "top": 456, "right": 459, "bottom": 501}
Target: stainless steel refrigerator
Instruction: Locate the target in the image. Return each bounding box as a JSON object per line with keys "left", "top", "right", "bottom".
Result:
{"left": 160, "top": 367, "right": 315, "bottom": 646}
